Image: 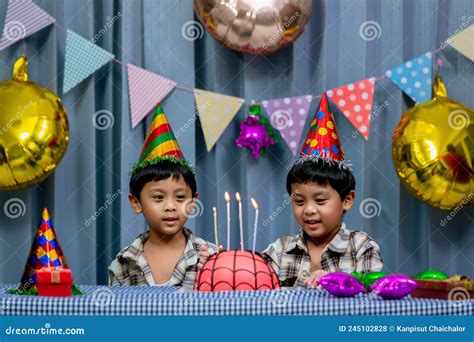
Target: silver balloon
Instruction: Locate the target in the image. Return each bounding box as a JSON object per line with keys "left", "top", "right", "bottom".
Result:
{"left": 194, "top": 0, "right": 313, "bottom": 54}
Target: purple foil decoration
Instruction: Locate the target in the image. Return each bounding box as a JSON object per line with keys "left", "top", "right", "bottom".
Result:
{"left": 235, "top": 115, "right": 275, "bottom": 158}
{"left": 370, "top": 274, "right": 417, "bottom": 299}
{"left": 318, "top": 272, "right": 367, "bottom": 298}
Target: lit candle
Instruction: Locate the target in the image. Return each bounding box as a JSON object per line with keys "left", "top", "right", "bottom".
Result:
{"left": 235, "top": 192, "right": 244, "bottom": 251}
{"left": 224, "top": 192, "right": 231, "bottom": 250}
{"left": 251, "top": 198, "right": 259, "bottom": 253}
{"left": 213, "top": 207, "right": 219, "bottom": 254}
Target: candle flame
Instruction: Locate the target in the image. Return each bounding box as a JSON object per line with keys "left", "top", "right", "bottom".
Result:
{"left": 251, "top": 198, "right": 259, "bottom": 210}
{"left": 224, "top": 192, "right": 230, "bottom": 202}
{"left": 213, "top": 206, "right": 217, "bottom": 214}
{"left": 235, "top": 192, "right": 241, "bottom": 202}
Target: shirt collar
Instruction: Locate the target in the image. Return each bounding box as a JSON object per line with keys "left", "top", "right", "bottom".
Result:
{"left": 325, "top": 222, "right": 351, "bottom": 253}
{"left": 120, "top": 227, "right": 198, "bottom": 266}
{"left": 287, "top": 222, "right": 350, "bottom": 254}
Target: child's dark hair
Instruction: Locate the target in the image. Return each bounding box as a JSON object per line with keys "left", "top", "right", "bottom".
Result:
{"left": 286, "top": 159, "right": 355, "bottom": 199}
{"left": 130, "top": 160, "right": 197, "bottom": 200}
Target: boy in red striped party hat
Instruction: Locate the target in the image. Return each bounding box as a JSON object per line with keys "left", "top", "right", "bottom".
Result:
{"left": 109, "top": 104, "right": 216, "bottom": 288}
{"left": 262, "top": 93, "right": 383, "bottom": 287}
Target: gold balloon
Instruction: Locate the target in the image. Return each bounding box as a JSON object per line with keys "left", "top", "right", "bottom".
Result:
{"left": 392, "top": 75, "right": 474, "bottom": 210}
{"left": 194, "top": 0, "right": 313, "bottom": 54}
{"left": 0, "top": 56, "right": 69, "bottom": 190}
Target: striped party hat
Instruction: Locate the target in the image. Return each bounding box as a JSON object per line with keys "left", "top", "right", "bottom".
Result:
{"left": 18, "top": 208, "right": 70, "bottom": 291}
{"left": 132, "top": 104, "right": 193, "bottom": 175}
{"left": 296, "top": 93, "right": 352, "bottom": 170}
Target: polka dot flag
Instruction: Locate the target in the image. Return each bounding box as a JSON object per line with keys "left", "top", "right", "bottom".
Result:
{"left": 194, "top": 89, "right": 245, "bottom": 151}
{"left": 327, "top": 78, "right": 376, "bottom": 140}
{"left": 386, "top": 52, "right": 433, "bottom": 103}
{"left": 299, "top": 92, "right": 345, "bottom": 163}
{"left": 262, "top": 95, "right": 312, "bottom": 155}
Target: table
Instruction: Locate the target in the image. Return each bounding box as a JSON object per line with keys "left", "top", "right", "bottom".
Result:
{"left": 1, "top": 284, "right": 472, "bottom": 316}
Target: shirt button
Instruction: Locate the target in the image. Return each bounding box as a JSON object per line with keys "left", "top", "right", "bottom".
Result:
{"left": 302, "top": 270, "right": 309, "bottom": 277}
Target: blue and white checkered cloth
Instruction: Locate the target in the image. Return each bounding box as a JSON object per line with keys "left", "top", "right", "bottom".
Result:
{"left": 1, "top": 284, "right": 472, "bottom": 316}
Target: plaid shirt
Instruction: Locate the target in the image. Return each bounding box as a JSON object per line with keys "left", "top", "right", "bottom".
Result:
{"left": 262, "top": 222, "right": 383, "bottom": 287}
{"left": 108, "top": 227, "right": 216, "bottom": 288}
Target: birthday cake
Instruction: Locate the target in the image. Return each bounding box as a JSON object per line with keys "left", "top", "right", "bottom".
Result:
{"left": 194, "top": 250, "right": 280, "bottom": 292}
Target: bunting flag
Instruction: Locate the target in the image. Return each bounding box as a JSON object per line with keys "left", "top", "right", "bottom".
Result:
{"left": 262, "top": 95, "right": 312, "bottom": 155}
{"left": 0, "top": 0, "right": 55, "bottom": 50}
{"left": 0, "top": 0, "right": 469, "bottom": 148}
{"left": 127, "top": 64, "right": 177, "bottom": 128}
{"left": 194, "top": 89, "right": 244, "bottom": 151}
{"left": 63, "top": 30, "right": 115, "bottom": 94}
{"left": 327, "top": 78, "right": 376, "bottom": 140}
{"left": 446, "top": 24, "right": 474, "bottom": 62}
{"left": 386, "top": 52, "right": 433, "bottom": 103}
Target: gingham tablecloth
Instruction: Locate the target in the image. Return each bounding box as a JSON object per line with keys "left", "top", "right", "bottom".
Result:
{"left": 0, "top": 284, "right": 472, "bottom": 316}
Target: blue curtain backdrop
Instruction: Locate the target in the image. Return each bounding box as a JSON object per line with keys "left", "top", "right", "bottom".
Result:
{"left": 0, "top": 0, "right": 472, "bottom": 285}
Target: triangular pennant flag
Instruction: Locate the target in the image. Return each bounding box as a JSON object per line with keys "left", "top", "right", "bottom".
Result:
{"left": 262, "top": 95, "right": 312, "bottom": 155}
{"left": 446, "top": 24, "right": 474, "bottom": 61}
{"left": 0, "top": 0, "right": 55, "bottom": 50}
{"left": 194, "top": 89, "right": 244, "bottom": 151}
{"left": 127, "top": 64, "right": 177, "bottom": 128}
{"left": 386, "top": 52, "right": 433, "bottom": 103}
{"left": 63, "top": 29, "right": 114, "bottom": 93}
{"left": 327, "top": 78, "right": 376, "bottom": 140}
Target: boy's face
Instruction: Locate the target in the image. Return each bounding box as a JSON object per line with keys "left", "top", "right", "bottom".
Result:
{"left": 290, "top": 182, "right": 355, "bottom": 243}
{"left": 128, "top": 176, "right": 197, "bottom": 237}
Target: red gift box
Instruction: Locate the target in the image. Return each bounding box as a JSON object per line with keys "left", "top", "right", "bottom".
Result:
{"left": 37, "top": 267, "right": 73, "bottom": 297}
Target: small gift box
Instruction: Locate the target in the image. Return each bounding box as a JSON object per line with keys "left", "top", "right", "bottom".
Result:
{"left": 37, "top": 267, "right": 73, "bottom": 297}
{"left": 411, "top": 275, "right": 473, "bottom": 300}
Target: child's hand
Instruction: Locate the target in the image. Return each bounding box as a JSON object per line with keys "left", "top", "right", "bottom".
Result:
{"left": 304, "top": 270, "right": 329, "bottom": 288}
{"left": 197, "top": 245, "right": 223, "bottom": 270}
